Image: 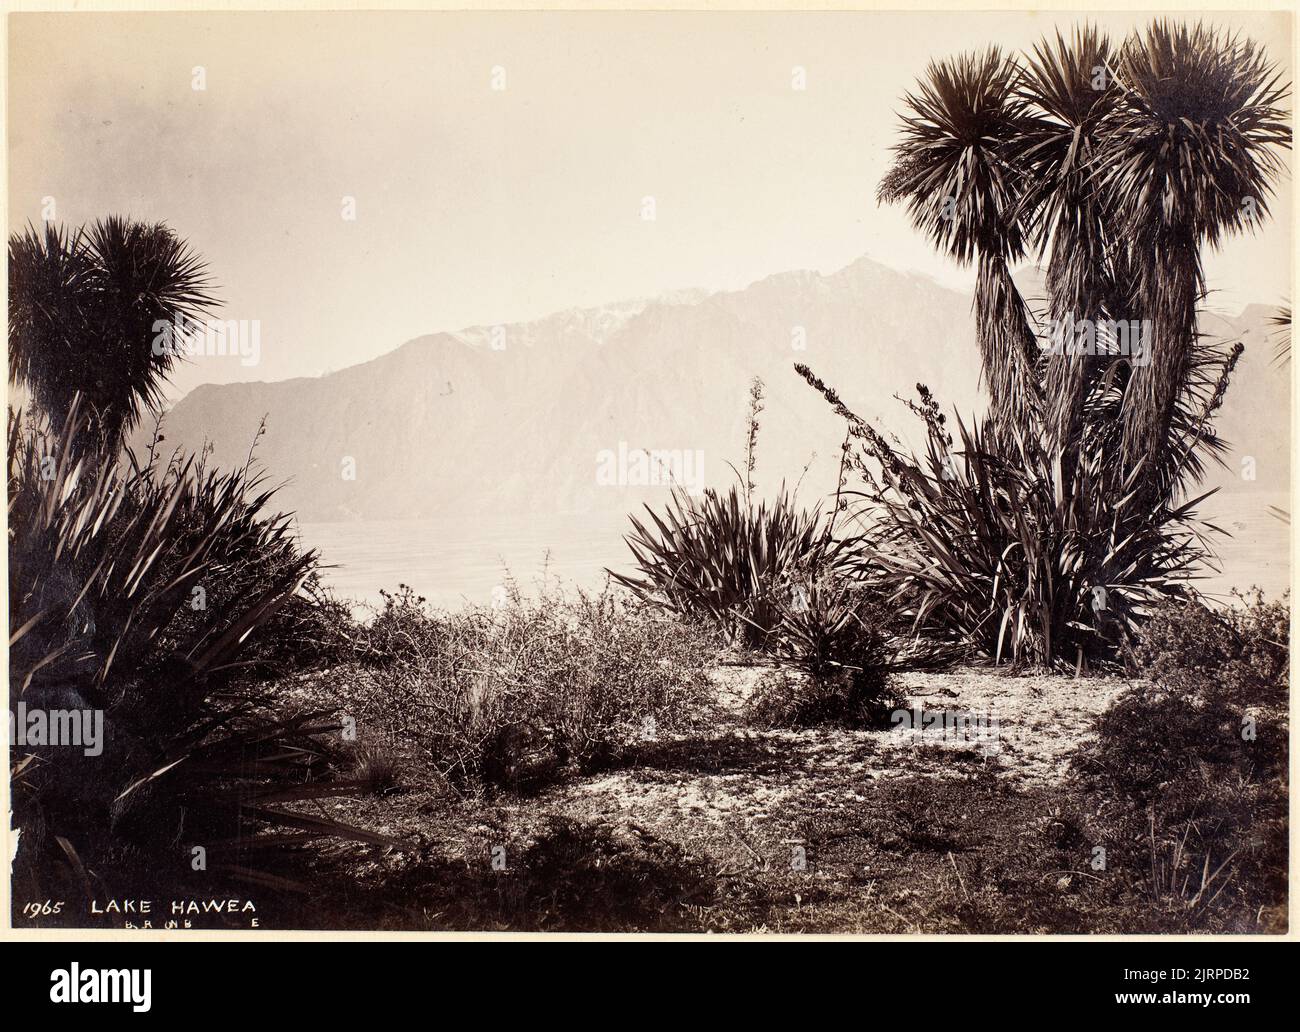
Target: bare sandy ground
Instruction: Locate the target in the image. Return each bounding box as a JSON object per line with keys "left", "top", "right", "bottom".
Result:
{"left": 295, "top": 662, "right": 1157, "bottom": 932}
{"left": 560, "top": 664, "right": 1130, "bottom": 832}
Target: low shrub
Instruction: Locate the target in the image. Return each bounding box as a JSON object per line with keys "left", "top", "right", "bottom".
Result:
{"left": 360, "top": 583, "right": 437, "bottom": 666}
{"left": 1072, "top": 684, "right": 1271, "bottom": 803}
{"left": 347, "top": 580, "right": 718, "bottom": 791}
{"left": 1071, "top": 647, "right": 1288, "bottom": 931}
{"left": 1126, "top": 588, "right": 1289, "bottom": 706}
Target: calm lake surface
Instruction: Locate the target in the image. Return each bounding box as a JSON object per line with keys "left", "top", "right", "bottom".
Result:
{"left": 297, "top": 510, "right": 639, "bottom": 613}
{"left": 298, "top": 491, "right": 1291, "bottom": 615}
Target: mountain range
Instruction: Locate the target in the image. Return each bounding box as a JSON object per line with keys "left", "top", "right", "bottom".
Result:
{"left": 147, "top": 256, "right": 1291, "bottom": 523}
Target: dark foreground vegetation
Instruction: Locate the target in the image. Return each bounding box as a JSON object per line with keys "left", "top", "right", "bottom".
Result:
{"left": 7, "top": 18, "right": 1292, "bottom": 933}
{"left": 264, "top": 589, "right": 1283, "bottom": 934}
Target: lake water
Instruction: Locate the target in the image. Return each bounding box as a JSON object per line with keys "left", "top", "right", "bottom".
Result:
{"left": 1195, "top": 491, "right": 1292, "bottom": 603}
{"left": 297, "top": 492, "right": 1291, "bottom": 615}
{"left": 297, "top": 511, "right": 640, "bottom": 614}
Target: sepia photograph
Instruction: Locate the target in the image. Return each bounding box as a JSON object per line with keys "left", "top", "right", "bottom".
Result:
{"left": 3, "top": 2, "right": 1295, "bottom": 946}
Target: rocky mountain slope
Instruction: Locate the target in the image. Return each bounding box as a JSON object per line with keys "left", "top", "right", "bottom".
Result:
{"left": 147, "top": 256, "right": 1289, "bottom": 522}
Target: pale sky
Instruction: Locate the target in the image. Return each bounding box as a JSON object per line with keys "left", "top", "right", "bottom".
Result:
{"left": 8, "top": 9, "right": 1293, "bottom": 400}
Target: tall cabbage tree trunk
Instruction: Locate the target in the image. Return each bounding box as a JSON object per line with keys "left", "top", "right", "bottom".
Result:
{"left": 1121, "top": 223, "right": 1201, "bottom": 501}
{"left": 976, "top": 255, "right": 1043, "bottom": 436}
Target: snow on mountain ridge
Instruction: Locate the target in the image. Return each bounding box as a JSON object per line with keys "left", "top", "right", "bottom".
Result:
{"left": 147, "top": 253, "right": 1287, "bottom": 523}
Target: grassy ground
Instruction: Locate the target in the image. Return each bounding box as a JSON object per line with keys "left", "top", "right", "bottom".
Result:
{"left": 247, "top": 662, "right": 1279, "bottom": 934}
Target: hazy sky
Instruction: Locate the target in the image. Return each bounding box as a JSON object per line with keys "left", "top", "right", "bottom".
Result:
{"left": 8, "top": 9, "right": 1293, "bottom": 400}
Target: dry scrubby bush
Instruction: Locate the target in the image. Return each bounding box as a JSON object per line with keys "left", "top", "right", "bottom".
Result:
{"left": 1125, "top": 588, "right": 1289, "bottom": 706}
{"left": 1071, "top": 592, "right": 1289, "bottom": 931}
{"left": 350, "top": 580, "right": 718, "bottom": 791}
